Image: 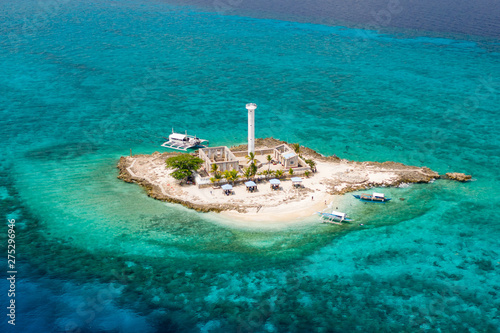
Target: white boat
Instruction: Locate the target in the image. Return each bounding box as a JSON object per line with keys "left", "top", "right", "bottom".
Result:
{"left": 161, "top": 129, "right": 209, "bottom": 151}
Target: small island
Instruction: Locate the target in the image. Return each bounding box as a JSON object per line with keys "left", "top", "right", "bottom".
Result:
{"left": 117, "top": 137, "right": 470, "bottom": 223}
{"left": 117, "top": 104, "right": 470, "bottom": 224}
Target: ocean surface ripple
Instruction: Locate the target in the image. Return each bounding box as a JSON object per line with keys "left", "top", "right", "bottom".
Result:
{"left": 1, "top": 0, "right": 499, "bottom": 332}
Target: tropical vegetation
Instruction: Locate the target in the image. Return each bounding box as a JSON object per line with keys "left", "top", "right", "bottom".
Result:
{"left": 165, "top": 154, "right": 204, "bottom": 181}
{"left": 243, "top": 167, "right": 252, "bottom": 180}
{"left": 210, "top": 163, "right": 219, "bottom": 175}
{"left": 223, "top": 169, "right": 240, "bottom": 184}
{"left": 246, "top": 152, "right": 256, "bottom": 165}
{"left": 305, "top": 159, "right": 316, "bottom": 171}
{"left": 246, "top": 152, "right": 258, "bottom": 177}
{"left": 210, "top": 172, "right": 222, "bottom": 184}
{"left": 261, "top": 169, "right": 274, "bottom": 178}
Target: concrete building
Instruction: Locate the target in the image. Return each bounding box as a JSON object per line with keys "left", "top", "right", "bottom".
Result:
{"left": 274, "top": 144, "right": 299, "bottom": 168}
{"left": 199, "top": 146, "right": 239, "bottom": 173}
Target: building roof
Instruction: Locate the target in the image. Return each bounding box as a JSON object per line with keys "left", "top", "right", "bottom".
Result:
{"left": 283, "top": 152, "right": 297, "bottom": 159}
{"left": 169, "top": 133, "right": 187, "bottom": 140}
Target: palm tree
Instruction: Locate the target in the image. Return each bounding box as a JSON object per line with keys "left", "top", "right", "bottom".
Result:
{"left": 266, "top": 155, "right": 272, "bottom": 171}
{"left": 275, "top": 170, "right": 284, "bottom": 179}
{"left": 214, "top": 173, "right": 222, "bottom": 182}
{"left": 250, "top": 162, "right": 258, "bottom": 177}
{"left": 246, "top": 152, "right": 258, "bottom": 177}
{"left": 210, "top": 172, "right": 223, "bottom": 184}
{"left": 211, "top": 164, "right": 219, "bottom": 175}
{"left": 292, "top": 143, "right": 300, "bottom": 154}
{"left": 305, "top": 159, "right": 316, "bottom": 172}
{"left": 262, "top": 169, "right": 273, "bottom": 179}
{"left": 304, "top": 170, "right": 311, "bottom": 178}
{"left": 246, "top": 152, "right": 256, "bottom": 165}
{"left": 228, "top": 169, "right": 240, "bottom": 184}
{"left": 243, "top": 167, "right": 252, "bottom": 180}
{"left": 223, "top": 170, "right": 231, "bottom": 183}
{"left": 289, "top": 168, "right": 294, "bottom": 176}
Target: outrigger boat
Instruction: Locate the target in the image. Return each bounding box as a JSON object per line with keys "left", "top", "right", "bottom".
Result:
{"left": 317, "top": 211, "right": 353, "bottom": 225}
{"left": 353, "top": 192, "right": 391, "bottom": 202}
{"left": 161, "top": 129, "right": 209, "bottom": 151}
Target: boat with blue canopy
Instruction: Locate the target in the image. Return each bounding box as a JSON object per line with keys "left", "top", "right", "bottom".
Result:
{"left": 353, "top": 192, "right": 391, "bottom": 202}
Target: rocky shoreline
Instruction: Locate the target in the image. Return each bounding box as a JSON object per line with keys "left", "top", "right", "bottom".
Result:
{"left": 117, "top": 153, "right": 238, "bottom": 213}
{"left": 117, "top": 138, "right": 471, "bottom": 214}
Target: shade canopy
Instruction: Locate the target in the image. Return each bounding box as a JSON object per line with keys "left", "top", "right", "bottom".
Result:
{"left": 245, "top": 181, "right": 257, "bottom": 187}
{"left": 331, "top": 211, "right": 346, "bottom": 219}
{"left": 269, "top": 179, "right": 281, "bottom": 185}
{"left": 169, "top": 133, "right": 187, "bottom": 141}
{"left": 221, "top": 184, "right": 233, "bottom": 190}
{"left": 373, "top": 192, "right": 385, "bottom": 198}
{"left": 291, "top": 177, "right": 302, "bottom": 182}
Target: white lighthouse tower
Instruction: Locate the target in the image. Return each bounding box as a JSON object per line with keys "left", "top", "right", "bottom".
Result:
{"left": 246, "top": 103, "right": 257, "bottom": 155}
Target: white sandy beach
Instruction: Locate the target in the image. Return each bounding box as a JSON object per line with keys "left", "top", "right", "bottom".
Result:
{"left": 118, "top": 151, "right": 425, "bottom": 227}
{"left": 115, "top": 138, "right": 472, "bottom": 228}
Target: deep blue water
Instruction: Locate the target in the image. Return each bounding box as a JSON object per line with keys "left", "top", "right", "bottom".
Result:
{"left": 164, "top": 0, "right": 500, "bottom": 38}
{"left": 1, "top": 0, "right": 499, "bottom": 332}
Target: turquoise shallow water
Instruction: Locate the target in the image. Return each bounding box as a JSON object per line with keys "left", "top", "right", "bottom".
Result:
{"left": 1, "top": 0, "right": 499, "bottom": 332}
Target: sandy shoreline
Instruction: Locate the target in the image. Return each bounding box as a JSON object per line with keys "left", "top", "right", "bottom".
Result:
{"left": 117, "top": 138, "right": 470, "bottom": 226}
{"left": 220, "top": 192, "right": 334, "bottom": 223}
